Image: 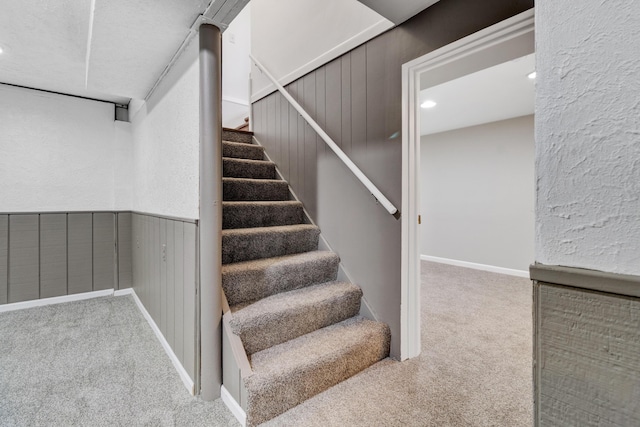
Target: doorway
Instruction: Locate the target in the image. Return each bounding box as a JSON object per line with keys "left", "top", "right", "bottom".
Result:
{"left": 400, "top": 9, "right": 535, "bottom": 359}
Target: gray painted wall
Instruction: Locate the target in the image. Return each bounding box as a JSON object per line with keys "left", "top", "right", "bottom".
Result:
{"left": 131, "top": 213, "right": 198, "bottom": 383}
{"left": 252, "top": 0, "right": 534, "bottom": 358}
{"left": 420, "top": 116, "right": 534, "bottom": 271}
{"left": 0, "top": 212, "right": 131, "bottom": 304}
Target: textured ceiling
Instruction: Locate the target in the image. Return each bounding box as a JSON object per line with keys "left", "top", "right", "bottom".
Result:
{"left": 421, "top": 54, "right": 535, "bottom": 135}
{"left": 0, "top": 0, "right": 220, "bottom": 104}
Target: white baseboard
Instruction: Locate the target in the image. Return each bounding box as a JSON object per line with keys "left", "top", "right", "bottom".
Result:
{"left": 114, "top": 288, "right": 133, "bottom": 297}
{"left": 0, "top": 289, "right": 114, "bottom": 313}
{"left": 221, "top": 385, "right": 247, "bottom": 427}
{"left": 420, "top": 255, "right": 530, "bottom": 278}
{"left": 127, "top": 289, "right": 195, "bottom": 395}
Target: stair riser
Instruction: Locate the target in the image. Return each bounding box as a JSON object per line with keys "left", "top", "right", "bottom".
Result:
{"left": 222, "top": 253, "right": 340, "bottom": 306}
{"left": 222, "top": 203, "right": 304, "bottom": 229}
{"left": 223, "top": 180, "right": 289, "bottom": 201}
{"left": 245, "top": 325, "right": 391, "bottom": 426}
{"left": 223, "top": 130, "right": 253, "bottom": 144}
{"left": 223, "top": 159, "right": 276, "bottom": 180}
{"left": 222, "top": 228, "right": 320, "bottom": 264}
{"left": 234, "top": 289, "right": 362, "bottom": 355}
{"left": 222, "top": 142, "right": 264, "bottom": 161}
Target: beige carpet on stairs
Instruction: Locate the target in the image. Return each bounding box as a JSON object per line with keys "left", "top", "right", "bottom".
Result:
{"left": 262, "top": 261, "right": 533, "bottom": 426}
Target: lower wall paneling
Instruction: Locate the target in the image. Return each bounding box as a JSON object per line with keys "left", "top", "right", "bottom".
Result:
{"left": 0, "top": 212, "right": 132, "bottom": 304}
{"left": 531, "top": 265, "right": 640, "bottom": 427}
{"left": 131, "top": 213, "right": 199, "bottom": 384}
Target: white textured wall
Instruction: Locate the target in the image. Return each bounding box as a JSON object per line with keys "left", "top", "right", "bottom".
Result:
{"left": 421, "top": 116, "right": 534, "bottom": 271}
{"left": 222, "top": 2, "right": 251, "bottom": 128}
{"left": 536, "top": 0, "right": 640, "bottom": 275}
{"left": 130, "top": 38, "right": 199, "bottom": 220}
{"left": 0, "top": 84, "right": 132, "bottom": 212}
{"left": 250, "top": 0, "right": 392, "bottom": 100}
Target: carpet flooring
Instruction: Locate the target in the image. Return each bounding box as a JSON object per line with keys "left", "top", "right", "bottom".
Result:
{"left": 0, "top": 261, "right": 532, "bottom": 426}
{"left": 0, "top": 296, "right": 238, "bottom": 427}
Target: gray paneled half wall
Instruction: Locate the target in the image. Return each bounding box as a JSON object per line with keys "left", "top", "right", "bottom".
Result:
{"left": 131, "top": 212, "right": 199, "bottom": 383}
{"left": 0, "top": 212, "right": 133, "bottom": 304}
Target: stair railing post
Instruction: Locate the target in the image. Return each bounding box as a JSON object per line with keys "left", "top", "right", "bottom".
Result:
{"left": 199, "top": 23, "right": 222, "bottom": 401}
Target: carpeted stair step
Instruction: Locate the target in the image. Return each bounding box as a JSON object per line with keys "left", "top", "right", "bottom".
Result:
{"left": 244, "top": 316, "right": 391, "bottom": 426}
{"left": 222, "top": 251, "right": 340, "bottom": 306}
{"left": 223, "top": 177, "right": 289, "bottom": 201}
{"left": 223, "top": 157, "right": 276, "bottom": 180}
{"left": 222, "top": 224, "right": 320, "bottom": 264}
{"left": 222, "top": 140, "right": 265, "bottom": 161}
{"left": 230, "top": 281, "right": 362, "bottom": 355}
{"left": 222, "top": 201, "right": 304, "bottom": 229}
{"left": 222, "top": 127, "right": 254, "bottom": 144}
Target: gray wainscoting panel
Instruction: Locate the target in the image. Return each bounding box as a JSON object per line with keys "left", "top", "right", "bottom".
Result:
{"left": 0, "top": 215, "right": 7, "bottom": 304}
{"left": 68, "top": 213, "right": 93, "bottom": 295}
{"left": 39, "top": 214, "right": 67, "bottom": 299}
{"left": 131, "top": 213, "right": 198, "bottom": 383}
{"left": 0, "top": 211, "right": 132, "bottom": 305}
{"left": 93, "top": 213, "right": 116, "bottom": 291}
{"left": 183, "top": 222, "right": 197, "bottom": 381}
{"left": 8, "top": 215, "right": 39, "bottom": 303}
{"left": 251, "top": 0, "right": 534, "bottom": 358}
{"left": 535, "top": 282, "right": 640, "bottom": 426}
{"left": 117, "top": 212, "right": 132, "bottom": 289}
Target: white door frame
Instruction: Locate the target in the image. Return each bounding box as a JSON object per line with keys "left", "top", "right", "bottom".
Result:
{"left": 400, "top": 9, "right": 535, "bottom": 360}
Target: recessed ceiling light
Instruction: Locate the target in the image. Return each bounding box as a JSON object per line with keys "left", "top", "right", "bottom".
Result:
{"left": 0, "top": 46, "right": 3, "bottom": 55}
{"left": 421, "top": 100, "right": 437, "bottom": 109}
{"left": 527, "top": 71, "right": 536, "bottom": 79}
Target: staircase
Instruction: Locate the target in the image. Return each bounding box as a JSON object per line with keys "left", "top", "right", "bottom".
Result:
{"left": 221, "top": 128, "right": 391, "bottom": 426}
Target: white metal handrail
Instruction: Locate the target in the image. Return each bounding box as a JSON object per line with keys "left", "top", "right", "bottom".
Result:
{"left": 250, "top": 54, "right": 399, "bottom": 216}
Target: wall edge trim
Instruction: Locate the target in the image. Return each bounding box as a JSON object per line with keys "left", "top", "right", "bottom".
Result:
{"left": 250, "top": 18, "right": 394, "bottom": 103}
{"left": 0, "top": 289, "right": 114, "bottom": 313}
{"left": 529, "top": 263, "right": 640, "bottom": 298}
{"left": 421, "top": 255, "right": 529, "bottom": 278}
{"left": 131, "top": 211, "right": 198, "bottom": 224}
{"left": 221, "top": 385, "right": 247, "bottom": 426}
{"left": 128, "top": 288, "right": 196, "bottom": 395}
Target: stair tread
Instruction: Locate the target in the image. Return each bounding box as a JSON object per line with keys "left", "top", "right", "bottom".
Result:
{"left": 230, "top": 280, "right": 361, "bottom": 328}
{"left": 230, "top": 281, "right": 361, "bottom": 354}
{"left": 248, "top": 316, "right": 389, "bottom": 375}
{"left": 222, "top": 223, "right": 318, "bottom": 237}
{"left": 222, "top": 177, "right": 284, "bottom": 184}
{"left": 222, "top": 157, "right": 274, "bottom": 165}
{"left": 222, "top": 200, "right": 302, "bottom": 207}
{"left": 222, "top": 140, "right": 261, "bottom": 148}
{"left": 221, "top": 250, "right": 340, "bottom": 306}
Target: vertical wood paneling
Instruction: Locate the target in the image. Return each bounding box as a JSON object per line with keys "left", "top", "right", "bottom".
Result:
{"left": 92, "top": 213, "right": 115, "bottom": 291}
{"left": 280, "top": 92, "right": 290, "bottom": 179}
{"left": 166, "top": 220, "right": 176, "bottom": 349}
{"left": 150, "top": 216, "right": 160, "bottom": 324}
{"left": 304, "top": 74, "right": 318, "bottom": 215}
{"left": 288, "top": 102, "right": 298, "bottom": 190}
{"left": 325, "top": 59, "right": 343, "bottom": 147}
{"left": 174, "top": 221, "right": 185, "bottom": 364}
{"left": 274, "top": 93, "right": 281, "bottom": 165}
{"left": 315, "top": 67, "right": 326, "bottom": 158}
{"left": 160, "top": 219, "right": 168, "bottom": 337}
{"left": 341, "top": 53, "right": 352, "bottom": 155}
{"left": 68, "top": 213, "right": 92, "bottom": 295}
{"left": 40, "top": 214, "right": 67, "bottom": 299}
{"left": 117, "top": 212, "right": 132, "bottom": 289}
{"left": 350, "top": 45, "right": 367, "bottom": 161}
{"left": 0, "top": 215, "right": 7, "bottom": 304}
{"left": 8, "top": 215, "right": 39, "bottom": 303}
{"left": 183, "top": 222, "right": 197, "bottom": 380}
